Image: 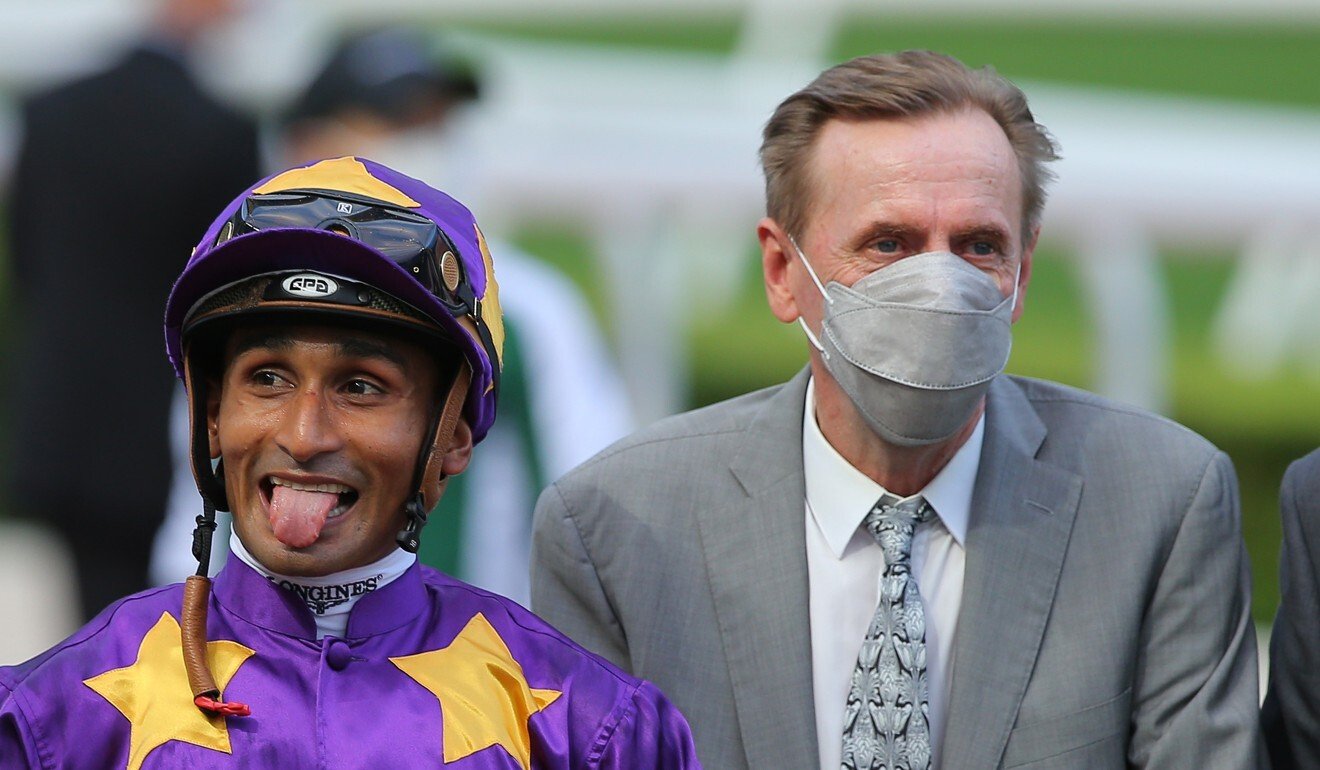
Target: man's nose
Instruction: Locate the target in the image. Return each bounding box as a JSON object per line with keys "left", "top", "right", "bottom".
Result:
{"left": 275, "top": 388, "right": 344, "bottom": 463}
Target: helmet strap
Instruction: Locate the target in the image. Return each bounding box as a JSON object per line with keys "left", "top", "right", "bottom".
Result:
{"left": 179, "top": 350, "right": 252, "bottom": 716}
{"left": 397, "top": 361, "right": 471, "bottom": 553}
{"left": 182, "top": 348, "right": 231, "bottom": 578}
{"left": 396, "top": 492, "right": 431, "bottom": 554}
{"left": 191, "top": 497, "right": 219, "bottom": 578}
{"left": 181, "top": 493, "right": 250, "bottom": 717}
{"left": 181, "top": 573, "right": 250, "bottom": 717}
{"left": 183, "top": 351, "right": 230, "bottom": 513}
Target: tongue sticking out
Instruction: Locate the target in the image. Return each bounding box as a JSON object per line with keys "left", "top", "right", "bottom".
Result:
{"left": 269, "top": 485, "right": 339, "bottom": 548}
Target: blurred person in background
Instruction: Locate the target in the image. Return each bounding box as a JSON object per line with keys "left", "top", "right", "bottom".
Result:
{"left": 151, "top": 28, "right": 632, "bottom": 605}
{"left": 1262, "top": 449, "right": 1320, "bottom": 768}
{"left": 532, "top": 50, "right": 1261, "bottom": 769}
{"left": 2, "top": 0, "right": 260, "bottom": 621}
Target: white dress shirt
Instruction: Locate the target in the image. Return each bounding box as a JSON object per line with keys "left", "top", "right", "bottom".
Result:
{"left": 804, "top": 378, "right": 982, "bottom": 770}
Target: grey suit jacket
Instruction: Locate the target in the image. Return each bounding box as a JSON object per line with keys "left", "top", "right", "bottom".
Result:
{"left": 1262, "top": 449, "right": 1320, "bottom": 768}
{"left": 532, "top": 371, "right": 1261, "bottom": 769}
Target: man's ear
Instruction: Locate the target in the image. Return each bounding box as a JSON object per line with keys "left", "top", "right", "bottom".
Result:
{"left": 206, "top": 380, "right": 223, "bottom": 460}
{"left": 758, "top": 217, "right": 801, "bottom": 324}
{"left": 1013, "top": 225, "right": 1040, "bottom": 323}
{"left": 422, "top": 418, "right": 474, "bottom": 509}
{"left": 439, "top": 418, "right": 474, "bottom": 478}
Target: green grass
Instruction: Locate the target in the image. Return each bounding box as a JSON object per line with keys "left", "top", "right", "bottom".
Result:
{"left": 455, "top": 16, "right": 742, "bottom": 54}
{"left": 457, "top": 16, "right": 1320, "bottom": 108}
{"left": 834, "top": 19, "right": 1320, "bottom": 109}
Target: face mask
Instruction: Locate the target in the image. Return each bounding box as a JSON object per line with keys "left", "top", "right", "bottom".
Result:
{"left": 790, "top": 237, "right": 1019, "bottom": 447}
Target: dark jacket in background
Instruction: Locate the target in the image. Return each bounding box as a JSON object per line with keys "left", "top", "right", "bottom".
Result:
{"left": 1263, "top": 448, "right": 1320, "bottom": 769}
{"left": 4, "top": 45, "right": 260, "bottom": 619}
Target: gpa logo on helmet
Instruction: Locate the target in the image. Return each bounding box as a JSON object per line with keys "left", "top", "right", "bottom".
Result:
{"left": 282, "top": 273, "right": 339, "bottom": 298}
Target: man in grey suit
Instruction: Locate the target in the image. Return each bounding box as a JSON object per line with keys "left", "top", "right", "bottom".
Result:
{"left": 532, "top": 51, "right": 1260, "bottom": 769}
{"left": 1263, "top": 449, "right": 1320, "bottom": 768}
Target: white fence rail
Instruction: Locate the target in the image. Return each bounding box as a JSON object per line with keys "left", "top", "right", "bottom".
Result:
{"left": 0, "top": 2, "right": 1316, "bottom": 419}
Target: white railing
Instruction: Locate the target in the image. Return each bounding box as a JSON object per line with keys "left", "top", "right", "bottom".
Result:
{"left": 0, "top": 1, "right": 1316, "bottom": 420}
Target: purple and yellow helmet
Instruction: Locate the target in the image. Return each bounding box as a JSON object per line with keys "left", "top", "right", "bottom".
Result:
{"left": 164, "top": 157, "right": 503, "bottom": 537}
{"left": 166, "top": 156, "right": 503, "bottom": 433}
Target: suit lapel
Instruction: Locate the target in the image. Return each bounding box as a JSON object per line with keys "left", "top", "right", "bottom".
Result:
{"left": 941, "top": 377, "right": 1083, "bottom": 770}
{"left": 697, "top": 369, "right": 819, "bottom": 770}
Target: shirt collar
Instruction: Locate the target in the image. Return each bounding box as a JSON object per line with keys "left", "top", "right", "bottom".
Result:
{"left": 802, "top": 377, "right": 981, "bottom": 559}
{"left": 212, "top": 551, "right": 427, "bottom": 639}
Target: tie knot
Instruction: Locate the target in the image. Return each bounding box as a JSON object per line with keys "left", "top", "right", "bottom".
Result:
{"left": 863, "top": 494, "right": 933, "bottom": 565}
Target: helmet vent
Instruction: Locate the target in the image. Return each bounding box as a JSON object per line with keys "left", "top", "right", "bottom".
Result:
{"left": 195, "top": 279, "right": 265, "bottom": 317}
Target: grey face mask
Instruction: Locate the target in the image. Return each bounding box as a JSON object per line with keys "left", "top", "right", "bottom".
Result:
{"left": 790, "top": 239, "right": 1018, "bottom": 447}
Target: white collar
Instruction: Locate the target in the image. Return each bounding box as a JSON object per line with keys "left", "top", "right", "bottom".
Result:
{"left": 802, "top": 376, "right": 981, "bottom": 559}
{"left": 230, "top": 531, "right": 416, "bottom": 639}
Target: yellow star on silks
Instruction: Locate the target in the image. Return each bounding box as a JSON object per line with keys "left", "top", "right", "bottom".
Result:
{"left": 83, "top": 612, "right": 255, "bottom": 770}
{"left": 391, "top": 613, "right": 562, "bottom": 769}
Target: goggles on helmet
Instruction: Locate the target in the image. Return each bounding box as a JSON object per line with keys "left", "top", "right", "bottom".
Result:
{"left": 212, "top": 189, "right": 478, "bottom": 318}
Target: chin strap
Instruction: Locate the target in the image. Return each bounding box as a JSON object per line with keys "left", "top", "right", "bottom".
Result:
{"left": 179, "top": 348, "right": 248, "bottom": 715}
{"left": 182, "top": 574, "right": 251, "bottom": 717}
{"left": 397, "top": 362, "right": 471, "bottom": 552}
{"left": 182, "top": 496, "right": 251, "bottom": 717}
{"left": 179, "top": 347, "right": 248, "bottom": 716}
{"left": 396, "top": 491, "right": 433, "bottom": 554}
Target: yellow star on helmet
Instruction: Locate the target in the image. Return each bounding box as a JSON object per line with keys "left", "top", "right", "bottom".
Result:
{"left": 474, "top": 223, "right": 506, "bottom": 382}
{"left": 391, "top": 613, "right": 562, "bottom": 769}
{"left": 83, "top": 612, "right": 255, "bottom": 770}
{"left": 253, "top": 156, "right": 421, "bottom": 208}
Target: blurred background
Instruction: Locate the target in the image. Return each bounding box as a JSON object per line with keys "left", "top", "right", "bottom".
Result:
{"left": 1, "top": 0, "right": 1318, "bottom": 663}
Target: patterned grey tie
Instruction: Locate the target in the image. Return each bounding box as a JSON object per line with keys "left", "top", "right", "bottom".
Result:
{"left": 841, "top": 494, "right": 935, "bottom": 770}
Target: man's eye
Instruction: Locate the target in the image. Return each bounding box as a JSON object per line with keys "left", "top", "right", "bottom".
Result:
{"left": 252, "top": 370, "right": 287, "bottom": 388}
{"left": 873, "top": 239, "right": 901, "bottom": 254}
{"left": 345, "top": 379, "right": 384, "bottom": 396}
{"left": 969, "top": 242, "right": 999, "bottom": 256}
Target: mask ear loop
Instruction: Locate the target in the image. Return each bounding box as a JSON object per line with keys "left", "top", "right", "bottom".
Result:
{"left": 786, "top": 234, "right": 832, "bottom": 357}
{"left": 1009, "top": 258, "right": 1023, "bottom": 311}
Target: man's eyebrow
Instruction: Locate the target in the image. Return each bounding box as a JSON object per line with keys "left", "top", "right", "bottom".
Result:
{"left": 229, "top": 331, "right": 294, "bottom": 359}
{"left": 228, "top": 331, "right": 409, "bottom": 369}
{"left": 848, "top": 223, "right": 921, "bottom": 250}
{"left": 336, "top": 337, "right": 408, "bottom": 369}
{"left": 958, "top": 225, "right": 1012, "bottom": 243}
